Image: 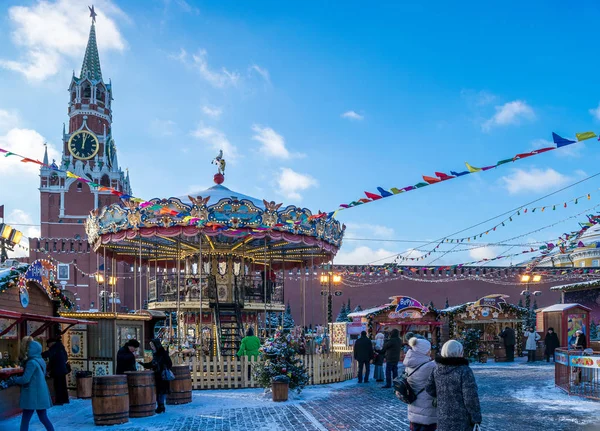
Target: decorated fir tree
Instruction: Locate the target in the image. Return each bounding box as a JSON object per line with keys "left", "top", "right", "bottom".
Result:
{"left": 265, "top": 311, "right": 281, "bottom": 330}
{"left": 253, "top": 330, "right": 309, "bottom": 393}
{"left": 518, "top": 299, "right": 523, "bottom": 308}
{"left": 352, "top": 305, "right": 363, "bottom": 313}
{"left": 336, "top": 303, "right": 349, "bottom": 322}
{"left": 282, "top": 302, "right": 295, "bottom": 330}
{"left": 445, "top": 298, "right": 450, "bottom": 308}
{"left": 459, "top": 328, "right": 481, "bottom": 361}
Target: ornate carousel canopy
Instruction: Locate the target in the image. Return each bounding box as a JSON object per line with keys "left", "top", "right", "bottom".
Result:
{"left": 85, "top": 153, "right": 345, "bottom": 268}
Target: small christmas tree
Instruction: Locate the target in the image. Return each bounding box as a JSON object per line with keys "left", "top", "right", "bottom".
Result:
{"left": 459, "top": 328, "right": 481, "bottom": 361}
{"left": 445, "top": 298, "right": 450, "bottom": 308}
{"left": 352, "top": 305, "right": 363, "bottom": 313}
{"left": 254, "top": 330, "right": 309, "bottom": 393}
{"left": 266, "top": 311, "right": 281, "bottom": 330}
{"left": 336, "top": 303, "right": 348, "bottom": 322}
{"left": 518, "top": 299, "right": 523, "bottom": 308}
{"left": 591, "top": 320, "right": 598, "bottom": 340}
{"left": 282, "top": 302, "right": 295, "bottom": 330}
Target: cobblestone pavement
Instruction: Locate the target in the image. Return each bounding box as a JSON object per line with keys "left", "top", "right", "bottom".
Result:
{"left": 3, "top": 360, "right": 600, "bottom": 431}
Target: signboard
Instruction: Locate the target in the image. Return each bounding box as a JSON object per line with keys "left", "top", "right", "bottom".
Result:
{"left": 24, "top": 259, "right": 55, "bottom": 292}
{"left": 343, "top": 353, "right": 352, "bottom": 369}
{"left": 388, "top": 310, "right": 423, "bottom": 320}
{"left": 473, "top": 294, "right": 508, "bottom": 311}
{"left": 391, "top": 296, "right": 427, "bottom": 313}
{"left": 570, "top": 355, "right": 600, "bottom": 369}
{"left": 19, "top": 287, "right": 29, "bottom": 308}
{"left": 555, "top": 351, "right": 568, "bottom": 366}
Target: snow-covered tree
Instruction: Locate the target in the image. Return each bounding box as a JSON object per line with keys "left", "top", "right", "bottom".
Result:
{"left": 352, "top": 305, "right": 363, "bottom": 313}
{"left": 518, "top": 299, "right": 523, "bottom": 308}
{"left": 282, "top": 302, "right": 295, "bottom": 330}
{"left": 445, "top": 298, "right": 450, "bottom": 308}
{"left": 265, "top": 311, "right": 281, "bottom": 329}
{"left": 336, "top": 303, "right": 349, "bottom": 322}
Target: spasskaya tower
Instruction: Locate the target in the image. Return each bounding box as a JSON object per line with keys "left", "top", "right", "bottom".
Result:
{"left": 30, "top": 8, "right": 133, "bottom": 310}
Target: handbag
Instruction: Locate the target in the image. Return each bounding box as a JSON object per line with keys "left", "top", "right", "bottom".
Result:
{"left": 473, "top": 424, "right": 481, "bottom": 431}
{"left": 393, "top": 361, "right": 430, "bottom": 404}
{"left": 161, "top": 368, "right": 175, "bottom": 381}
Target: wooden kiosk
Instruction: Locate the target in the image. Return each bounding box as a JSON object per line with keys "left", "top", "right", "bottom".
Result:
{"left": 440, "top": 295, "right": 528, "bottom": 361}
{"left": 536, "top": 303, "right": 591, "bottom": 348}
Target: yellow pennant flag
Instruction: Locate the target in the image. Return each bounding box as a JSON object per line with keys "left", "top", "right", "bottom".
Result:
{"left": 390, "top": 187, "right": 403, "bottom": 194}
{"left": 575, "top": 131, "right": 597, "bottom": 141}
{"left": 465, "top": 162, "right": 482, "bottom": 173}
{"left": 66, "top": 171, "right": 79, "bottom": 179}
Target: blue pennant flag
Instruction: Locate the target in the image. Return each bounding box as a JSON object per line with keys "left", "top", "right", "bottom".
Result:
{"left": 552, "top": 132, "right": 576, "bottom": 148}
{"left": 450, "top": 171, "right": 470, "bottom": 177}
{"left": 377, "top": 187, "right": 393, "bottom": 197}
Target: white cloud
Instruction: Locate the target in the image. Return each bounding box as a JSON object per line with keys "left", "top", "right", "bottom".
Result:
{"left": 500, "top": 168, "right": 571, "bottom": 194}
{"left": 482, "top": 100, "right": 535, "bottom": 131}
{"left": 249, "top": 64, "right": 270, "bottom": 83}
{"left": 172, "top": 48, "right": 240, "bottom": 88}
{"left": 341, "top": 111, "right": 364, "bottom": 121}
{"left": 276, "top": 168, "right": 317, "bottom": 201}
{"left": 150, "top": 119, "right": 177, "bottom": 137}
{"left": 202, "top": 105, "right": 223, "bottom": 119}
{"left": 251, "top": 125, "right": 304, "bottom": 159}
{"left": 589, "top": 103, "right": 600, "bottom": 121}
{"left": 0, "top": 0, "right": 126, "bottom": 81}
{"left": 190, "top": 125, "right": 238, "bottom": 158}
{"left": 344, "top": 223, "right": 395, "bottom": 239}
{"left": 532, "top": 138, "right": 583, "bottom": 158}
{"left": 0, "top": 128, "right": 60, "bottom": 175}
{"left": 0, "top": 109, "right": 20, "bottom": 132}
{"left": 468, "top": 247, "right": 499, "bottom": 261}
{"left": 335, "top": 246, "right": 398, "bottom": 265}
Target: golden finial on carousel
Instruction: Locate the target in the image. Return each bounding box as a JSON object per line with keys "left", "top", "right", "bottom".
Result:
{"left": 212, "top": 150, "right": 226, "bottom": 184}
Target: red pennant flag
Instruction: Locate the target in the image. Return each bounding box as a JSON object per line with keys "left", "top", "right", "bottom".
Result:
{"left": 422, "top": 176, "right": 441, "bottom": 184}
{"left": 364, "top": 192, "right": 382, "bottom": 200}
{"left": 435, "top": 172, "right": 455, "bottom": 180}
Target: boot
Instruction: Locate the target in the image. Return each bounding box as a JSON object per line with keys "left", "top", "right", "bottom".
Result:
{"left": 155, "top": 404, "right": 165, "bottom": 414}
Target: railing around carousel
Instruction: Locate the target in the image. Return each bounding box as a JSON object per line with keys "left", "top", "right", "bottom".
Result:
{"left": 554, "top": 348, "right": 600, "bottom": 400}
{"left": 171, "top": 350, "right": 356, "bottom": 390}
{"left": 148, "top": 274, "right": 284, "bottom": 306}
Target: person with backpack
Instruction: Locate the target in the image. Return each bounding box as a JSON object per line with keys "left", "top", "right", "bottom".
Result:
{"left": 353, "top": 331, "right": 373, "bottom": 383}
{"left": 425, "top": 340, "right": 481, "bottom": 431}
{"left": 143, "top": 339, "right": 173, "bottom": 414}
{"left": 381, "top": 328, "right": 402, "bottom": 388}
{"left": 398, "top": 337, "right": 437, "bottom": 431}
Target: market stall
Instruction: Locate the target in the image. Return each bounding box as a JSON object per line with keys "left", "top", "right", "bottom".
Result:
{"left": 536, "top": 303, "right": 591, "bottom": 348}
{"left": 440, "top": 294, "right": 528, "bottom": 362}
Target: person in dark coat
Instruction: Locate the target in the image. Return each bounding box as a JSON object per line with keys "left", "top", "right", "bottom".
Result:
{"left": 499, "top": 326, "right": 516, "bottom": 362}
{"left": 380, "top": 328, "right": 402, "bottom": 388}
{"left": 544, "top": 328, "right": 560, "bottom": 362}
{"left": 353, "top": 331, "right": 373, "bottom": 383}
{"left": 116, "top": 339, "right": 140, "bottom": 374}
{"left": 572, "top": 330, "right": 587, "bottom": 350}
{"left": 42, "top": 338, "right": 70, "bottom": 406}
{"left": 143, "top": 338, "right": 173, "bottom": 414}
{"left": 426, "top": 340, "right": 482, "bottom": 431}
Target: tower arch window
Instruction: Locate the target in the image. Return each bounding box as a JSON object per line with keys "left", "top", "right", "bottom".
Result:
{"left": 77, "top": 182, "right": 83, "bottom": 192}
{"left": 82, "top": 83, "right": 91, "bottom": 99}
{"left": 100, "top": 175, "right": 110, "bottom": 187}
{"left": 593, "top": 260, "right": 599, "bottom": 267}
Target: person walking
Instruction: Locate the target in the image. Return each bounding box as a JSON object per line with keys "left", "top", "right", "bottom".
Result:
{"left": 524, "top": 327, "right": 540, "bottom": 362}
{"left": 116, "top": 339, "right": 140, "bottom": 374}
{"left": 499, "top": 326, "right": 516, "bottom": 362}
{"left": 353, "top": 331, "right": 373, "bottom": 383}
{"left": 9, "top": 339, "right": 55, "bottom": 431}
{"left": 544, "top": 328, "right": 560, "bottom": 362}
{"left": 572, "top": 330, "right": 587, "bottom": 350}
{"left": 401, "top": 337, "right": 437, "bottom": 431}
{"left": 381, "top": 328, "right": 402, "bottom": 388}
{"left": 42, "top": 337, "right": 70, "bottom": 406}
{"left": 425, "top": 340, "right": 482, "bottom": 431}
{"left": 143, "top": 339, "right": 173, "bottom": 414}
{"left": 237, "top": 327, "right": 261, "bottom": 359}
{"left": 373, "top": 332, "right": 385, "bottom": 382}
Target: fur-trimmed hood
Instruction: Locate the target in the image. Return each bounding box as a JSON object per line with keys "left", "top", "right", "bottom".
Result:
{"left": 435, "top": 355, "right": 470, "bottom": 367}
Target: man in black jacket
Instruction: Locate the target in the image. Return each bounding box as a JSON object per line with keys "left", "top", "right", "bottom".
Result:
{"left": 353, "top": 331, "right": 373, "bottom": 383}
{"left": 499, "top": 326, "right": 516, "bottom": 362}
{"left": 381, "top": 328, "right": 401, "bottom": 388}
{"left": 544, "top": 327, "right": 560, "bottom": 362}
{"left": 116, "top": 339, "right": 140, "bottom": 375}
{"left": 43, "top": 338, "right": 70, "bottom": 405}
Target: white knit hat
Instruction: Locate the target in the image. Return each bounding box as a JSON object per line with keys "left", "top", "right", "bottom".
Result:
{"left": 409, "top": 337, "right": 431, "bottom": 355}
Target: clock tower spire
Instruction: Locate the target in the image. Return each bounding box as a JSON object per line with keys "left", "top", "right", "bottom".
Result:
{"left": 33, "top": 7, "right": 133, "bottom": 310}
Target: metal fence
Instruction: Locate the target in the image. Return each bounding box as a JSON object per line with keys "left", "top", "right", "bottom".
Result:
{"left": 554, "top": 348, "right": 600, "bottom": 400}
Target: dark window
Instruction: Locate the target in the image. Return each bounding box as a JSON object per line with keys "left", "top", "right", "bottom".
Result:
{"left": 77, "top": 182, "right": 83, "bottom": 192}
{"left": 83, "top": 84, "right": 91, "bottom": 98}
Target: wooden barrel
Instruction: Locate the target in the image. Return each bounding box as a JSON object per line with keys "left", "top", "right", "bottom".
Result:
{"left": 92, "top": 375, "right": 129, "bottom": 426}
{"left": 494, "top": 347, "right": 507, "bottom": 362}
{"left": 77, "top": 376, "right": 93, "bottom": 399}
{"left": 271, "top": 382, "right": 289, "bottom": 402}
{"left": 166, "top": 365, "right": 192, "bottom": 405}
{"left": 126, "top": 371, "right": 156, "bottom": 418}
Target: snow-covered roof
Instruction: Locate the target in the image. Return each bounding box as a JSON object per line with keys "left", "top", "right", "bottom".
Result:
{"left": 541, "top": 303, "right": 592, "bottom": 312}
{"left": 439, "top": 302, "right": 474, "bottom": 313}
{"left": 348, "top": 304, "right": 392, "bottom": 318}
{"left": 550, "top": 279, "right": 600, "bottom": 291}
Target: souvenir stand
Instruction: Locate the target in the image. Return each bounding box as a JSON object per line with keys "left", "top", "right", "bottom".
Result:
{"left": 85, "top": 154, "right": 345, "bottom": 359}
{"left": 57, "top": 310, "right": 165, "bottom": 389}
{"left": 439, "top": 295, "right": 528, "bottom": 362}
{"left": 350, "top": 296, "right": 441, "bottom": 358}
{"left": 536, "top": 303, "right": 591, "bottom": 348}
{"left": 0, "top": 261, "right": 93, "bottom": 419}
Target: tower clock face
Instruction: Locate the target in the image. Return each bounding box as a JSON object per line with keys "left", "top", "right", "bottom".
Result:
{"left": 68, "top": 130, "right": 99, "bottom": 160}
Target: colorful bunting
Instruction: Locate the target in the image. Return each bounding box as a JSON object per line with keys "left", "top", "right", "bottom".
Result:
{"left": 576, "top": 131, "right": 597, "bottom": 142}
{"left": 552, "top": 132, "right": 576, "bottom": 147}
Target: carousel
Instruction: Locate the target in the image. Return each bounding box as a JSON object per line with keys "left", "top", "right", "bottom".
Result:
{"left": 85, "top": 152, "right": 345, "bottom": 358}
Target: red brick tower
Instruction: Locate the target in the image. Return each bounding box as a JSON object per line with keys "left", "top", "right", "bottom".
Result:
{"left": 30, "top": 13, "right": 133, "bottom": 310}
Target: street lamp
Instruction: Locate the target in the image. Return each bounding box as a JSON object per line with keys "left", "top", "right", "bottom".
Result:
{"left": 319, "top": 271, "right": 342, "bottom": 328}
{"left": 520, "top": 273, "right": 542, "bottom": 327}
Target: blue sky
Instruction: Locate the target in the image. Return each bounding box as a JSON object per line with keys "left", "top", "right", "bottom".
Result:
{"left": 2, "top": 0, "right": 600, "bottom": 265}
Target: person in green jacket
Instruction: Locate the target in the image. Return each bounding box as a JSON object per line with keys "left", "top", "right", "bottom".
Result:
{"left": 237, "top": 327, "right": 261, "bottom": 359}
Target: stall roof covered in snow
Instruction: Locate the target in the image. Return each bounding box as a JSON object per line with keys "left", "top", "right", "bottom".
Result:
{"left": 348, "top": 304, "right": 392, "bottom": 318}
{"left": 540, "top": 303, "right": 592, "bottom": 312}
{"left": 439, "top": 302, "right": 474, "bottom": 313}
{"left": 550, "top": 279, "right": 600, "bottom": 291}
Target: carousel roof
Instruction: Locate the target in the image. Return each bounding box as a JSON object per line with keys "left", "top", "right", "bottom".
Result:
{"left": 179, "top": 184, "right": 265, "bottom": 208}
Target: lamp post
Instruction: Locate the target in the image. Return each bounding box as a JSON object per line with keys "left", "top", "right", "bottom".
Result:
{"left": 520, "top": 274, "right": 542, "bottom": 327}
{"left": 319, "top": 272, "right": 342, "bottom": 329}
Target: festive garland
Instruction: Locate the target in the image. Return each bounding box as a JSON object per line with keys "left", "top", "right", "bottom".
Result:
{"left": 550, "top": 279, "right": 600, "bottom": 292}
{"left": 48, "top": 281, "right": 75, "bottom": 310}
{"left": 0, "top": 266, "right": 28, "bottom": 294}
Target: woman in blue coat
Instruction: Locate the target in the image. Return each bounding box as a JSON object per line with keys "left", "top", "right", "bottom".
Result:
{"left": 9, "top": 339, "right": 55, "bottom": 431}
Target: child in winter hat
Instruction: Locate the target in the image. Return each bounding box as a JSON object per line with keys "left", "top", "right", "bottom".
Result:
{"left": 409, "top": 337, "right": 431, "bottom": 355}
